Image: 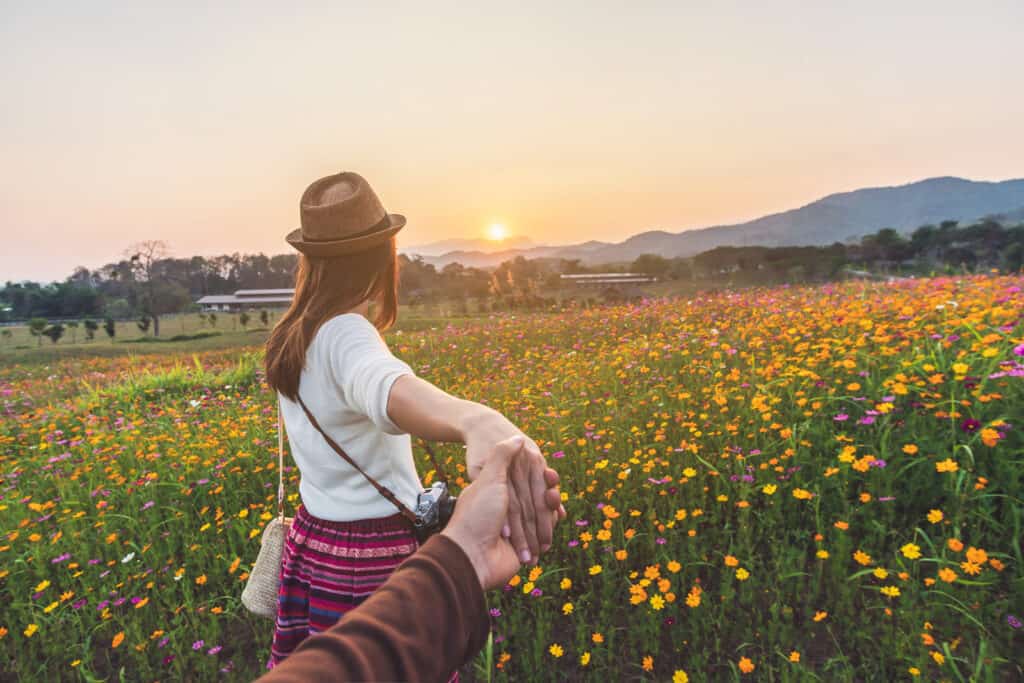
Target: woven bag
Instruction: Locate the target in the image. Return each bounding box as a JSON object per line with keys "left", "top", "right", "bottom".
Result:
{"left": 241, "top": 399, "right": 291, "bottom": 619}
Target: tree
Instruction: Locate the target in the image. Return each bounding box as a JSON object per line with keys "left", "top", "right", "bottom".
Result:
{"left": 104, "top": 317, "right": 116, "bottom": 341}
{"left": 44, "top": 323, "right": 64, "bottom": 344}
{"left": 28, "top": 318, "right": 48, "bottom": 347}
{"left": 137, "top": 315, "right": 151, "bottom": 334}
{"left": 1, "top": 329, "right": 11, "bottom": 346}
{"left": 239, "top": 311, "right": 250, "bottom": 330}
{"left": 259, "top": 309, "right": 270, "bottom": 327}
{"left": 83, "top": 318, "right": 99, "bottom": 341}
{"left": 125, "top": 240, "right": 190, "bottom": 337}
{"left": 208, "top": 313, "right": 218, "bottom": 328}
{"left": 66, "top": 320, "right": 80, "bottom": 343}
{"left": 631, "top": 253, "right": 671, "bottom": 277}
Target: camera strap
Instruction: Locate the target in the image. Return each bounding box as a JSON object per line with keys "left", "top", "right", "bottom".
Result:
{"left": 294, "top": 395, "right": 419, "bottom": 524}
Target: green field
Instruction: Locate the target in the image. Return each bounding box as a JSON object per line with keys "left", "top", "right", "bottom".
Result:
{"left": 1, "top": 275, "right": 1022, "bottom": 681}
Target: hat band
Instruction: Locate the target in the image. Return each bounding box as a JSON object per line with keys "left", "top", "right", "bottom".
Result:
{"left": 303, "top": 213, "right": 393, "bottom": 243}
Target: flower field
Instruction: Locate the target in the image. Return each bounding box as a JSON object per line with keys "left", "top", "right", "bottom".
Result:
{"left": 2, "top": 275, "right": 1022, "bottom": 681}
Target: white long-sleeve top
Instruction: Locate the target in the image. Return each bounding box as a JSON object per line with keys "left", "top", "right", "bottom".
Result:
{"left": 279, "top": 313, "right": 421, "bottom": 522}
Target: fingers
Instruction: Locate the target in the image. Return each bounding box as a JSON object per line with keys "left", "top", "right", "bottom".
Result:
{"left": 505, "top": 485, "right": 532, "bottom": 564}
{"left": 509, "top": 453, "right": 540, "bottom": 563}
{"left": 544, "top": 467, "right": 560, "bottom": 489}
{"left": 527, "top": 450, "right": 553, "bottom": 552}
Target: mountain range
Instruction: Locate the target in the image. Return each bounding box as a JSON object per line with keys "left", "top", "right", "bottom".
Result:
{"left": 407, "top": 176, "right": 1024, "bottom": 269}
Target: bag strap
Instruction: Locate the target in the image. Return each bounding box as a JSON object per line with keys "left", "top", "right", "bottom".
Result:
{"left": 277, "top": 403, "right": 286, "bottom": 522}
{"left": 296, "top": 395, "right": 418, "bottom": 524}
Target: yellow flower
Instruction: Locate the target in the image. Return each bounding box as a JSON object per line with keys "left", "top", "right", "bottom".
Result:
{"left": 33, "top": 580, "right": 50, "bottom": 593}
{"left": 880, "top": 585, "right": 901, "bottom": 598}
{"left": 762, "top": 484, "right": 777, "bottom": 495}
{"left": 559, "top": 577, "right": 572, "bottom": 590}
{"left": 588, "top": 564, "right": 602, "bottom": 576}
{"left": 927, "top": 509, "right": 943, "bottom": 524}
{"left": 935, "top": 458, "right": 959, "bottom": 473}
{"left": 980, "top": 428, "right": 1000, "bottom": 447}
{"left": 673, "top": 670, "right": 689, "bottom": 683}
{"left": 682, "top": 467, "right": 697, "bottom": 478}
{"left": 548, "top": 643, "right": 563, "bottom": 658}
{"left": 813, "top": 611, "right": 827, "bottom": 622}
{"left": 792, "top": 488, "right": 813, "bottom": 500}
{"left": 735, "top": 567, "right": 750, "bottom": 581}
{"left": 873, "top": 567, "right": 888, "bottom": 579}
{"left": 965, "top": 547, "right": 988, "bottom": 564}
{"left": 931, "top": 651, "right": 945, "bottom": 665}
{"left": 580, "top": 652, "right": 591, "bottom": 666}
{"left": 43, "top": 601, "right": 58, "bottom": 614}
{"left": 24, "top": 624, "right": 38, "bottom": 638}
{"left": 853, "top": 550, "right": 872, "bottom": 566}
{"left": 952, "top": 362, "right": 969, "bottom": 375}
{"left": 649, "top": 594, "right": 665, "bottom": 610}
{"left": 522, "top": 581, "right": 535, "bottom": 594}
{"left": 816, "top": 549, "right": 829, "bottom": 559}
{"left": 900, "top": 543, "right": 921, "bottom": 560}
{"left": 789, "top": 651, "right": 800, "bottom": 662}
{"left": 909, "top": 667, "right": 921, "bottom": 677}
{"left": 902, "top": 444, "right": 918, "bottom": 454}
{"left": 562, "top": 602, "right": 573, "bottom": 615}
{"left": 738, "top": 656, "right": 755, "bottom": 674}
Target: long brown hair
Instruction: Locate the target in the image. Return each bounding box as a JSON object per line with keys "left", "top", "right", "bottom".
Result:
{"left": 265, "top": 238, "right": 399, "bottom": 399}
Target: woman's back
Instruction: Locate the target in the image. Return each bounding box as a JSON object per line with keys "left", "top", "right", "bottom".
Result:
{"left": 279, "top": 312, "right": 421, "bottom": 522}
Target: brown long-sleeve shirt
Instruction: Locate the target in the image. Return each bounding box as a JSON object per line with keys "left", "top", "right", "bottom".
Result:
{"left": 257, "top": 534, "right": 489, "bottom": 683}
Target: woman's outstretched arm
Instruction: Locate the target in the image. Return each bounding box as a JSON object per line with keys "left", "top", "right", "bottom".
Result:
{"left": 386, "top": 374, "right": 564, "bottom": 564}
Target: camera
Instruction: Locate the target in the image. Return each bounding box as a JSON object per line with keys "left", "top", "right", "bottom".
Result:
{"left": 412, "top": 481, "right": 457, "bottom": 544}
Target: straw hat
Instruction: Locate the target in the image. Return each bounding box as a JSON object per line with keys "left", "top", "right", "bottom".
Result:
{"left": 285, "top": 172, "right": 405, "bottom": 256}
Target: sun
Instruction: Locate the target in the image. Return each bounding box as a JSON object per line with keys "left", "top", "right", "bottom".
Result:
{"left": 486, "top": 223, "right": 508, "bottom": 241}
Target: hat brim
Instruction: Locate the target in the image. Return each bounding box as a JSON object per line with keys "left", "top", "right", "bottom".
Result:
{"left": 285, "top": 214, "right": 405, "bottom": 257}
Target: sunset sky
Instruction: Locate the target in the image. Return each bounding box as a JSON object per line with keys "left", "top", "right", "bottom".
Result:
{"left": 2, "top": 1, "right": 1023, "bottom": 282}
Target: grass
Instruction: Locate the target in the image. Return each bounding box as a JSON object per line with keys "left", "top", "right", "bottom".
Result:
{"left": 0, "top": 275, "right": 1021, "bottom": 681}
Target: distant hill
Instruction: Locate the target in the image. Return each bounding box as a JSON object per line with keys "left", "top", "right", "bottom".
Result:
{"left": 401, "top": 235, "right": 537, "bottom": 257}
{"left": 418, "top": 176, "right": 1024, "bottom": 268}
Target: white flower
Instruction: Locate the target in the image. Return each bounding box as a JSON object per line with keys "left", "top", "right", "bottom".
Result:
{"left": 121, "top": 552, "right": 136, "bottom": 564}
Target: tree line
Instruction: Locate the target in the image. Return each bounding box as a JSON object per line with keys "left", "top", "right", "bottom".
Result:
{"left": 2, "top": 217, "right": 1021, "bottom": 334}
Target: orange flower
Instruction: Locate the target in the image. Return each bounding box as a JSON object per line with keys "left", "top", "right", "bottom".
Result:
{"left": 965, "top": 547, "right": 988, "bottom": 565}
{"left": 947, "top": 538, "right": 964, "bottom": 552}
{"left": 112, "top": 631, "right": 125, "bottom": 649}
{"left": 738, "top": 657, "right": 755, "bottom": 674}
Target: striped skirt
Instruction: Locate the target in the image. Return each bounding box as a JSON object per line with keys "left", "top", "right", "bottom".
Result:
{"left": 268, "top": 504, "right": 419, "bottom": 668}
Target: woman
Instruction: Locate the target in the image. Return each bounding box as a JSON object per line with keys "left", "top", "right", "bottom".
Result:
{"left": 264, "top": 172, "right": 562, "bottom": 667}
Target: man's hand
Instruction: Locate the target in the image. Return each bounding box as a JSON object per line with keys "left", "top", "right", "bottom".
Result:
{"left": 442, "top": 435, "right": 532, "bottom": 590}
{"left": 463, "top": 411, "right": 564, "bottom": 565}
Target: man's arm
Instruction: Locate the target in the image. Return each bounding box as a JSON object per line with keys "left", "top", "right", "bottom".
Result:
{"left": 257, "top": 534, "right": 488, "bottom": 683}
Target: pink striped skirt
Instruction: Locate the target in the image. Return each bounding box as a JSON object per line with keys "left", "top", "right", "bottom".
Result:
{"left": 268, "top": 504, "right": 419, "bottom": 667}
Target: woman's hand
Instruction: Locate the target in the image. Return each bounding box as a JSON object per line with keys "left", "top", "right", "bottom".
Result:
{"left": 442, "top": 435, "right": 531, "bottom": 590}
{"left": 386, "top": 375, "right": 565, "bottom": 565}
{"left": 462, "top": 410, "right": 564, "bottom": 565}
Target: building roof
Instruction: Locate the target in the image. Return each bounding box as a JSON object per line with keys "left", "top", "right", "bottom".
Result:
{"left": 196, "top": 292, "right": 294, "bottom": 305}
{"left": 235, "top": 289, "right": 295, "bottom": 297}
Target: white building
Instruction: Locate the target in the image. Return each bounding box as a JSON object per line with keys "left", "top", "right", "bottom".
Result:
{"left": 196, "top": 288, "right": 294, "bottom": 312}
